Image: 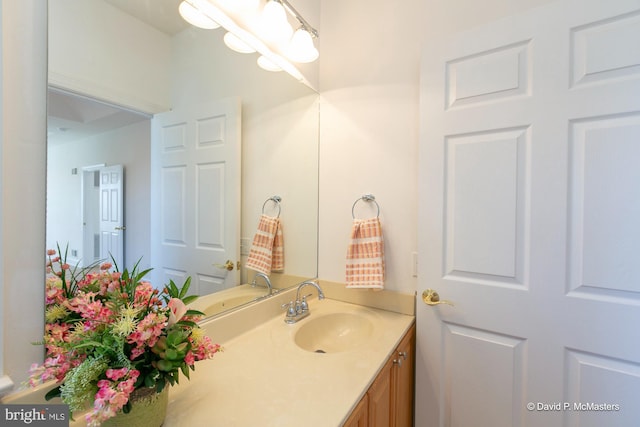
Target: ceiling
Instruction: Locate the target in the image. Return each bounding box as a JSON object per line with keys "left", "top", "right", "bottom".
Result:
{"left": 103, "top": 0, "right": 187, "bottom": 36}
{"left": 47, "top": 0, "right": 187, "bottom": 145}
{"left": 47, "top": 89, "right": 150, "bottom": 145}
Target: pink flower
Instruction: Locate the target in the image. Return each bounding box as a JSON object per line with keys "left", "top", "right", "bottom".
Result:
{"left": 106, "top": 367, "right": 129, "bottom": 381}
{"left": 133, "top": 281, "right": 155, "bottom": 305}
{"left": 47, "top": 249, "right": 56, "bottom": 256}
{"left": 167, "top": 298, "right": 187, "bottom": 327}
{"left": 45, "top": 323, "right": 71, "bottom": 343}
{"left": 68, "top": 292, "right": 113, "bottom": 320}
{"left": 28, "top": 352, "right": 85, "bottom": 385}
{"left": 126, "top": 312, "right": 167, "bottom": 359}
{"left": 85, "top": 368, "right": 140, "bottom": 427}
{"left": 96, "top": 380, "right": 111, "bottom": 390}
{"left": 45, "top": 284, "right": 64, "bottom": 305}
{"left": 189, "top": 336, "right": 222, "bottom": 361}
{"left": 100, "top": 262, "right": 112, "bottom": 270}
{"left": 184, "top": 351, "right": 195, "bottom": 366}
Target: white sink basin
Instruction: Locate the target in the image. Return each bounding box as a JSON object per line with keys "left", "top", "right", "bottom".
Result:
{"left": 294, "top": 312, "right": 374, "bottom": 353}
{"left": 188, "top": 284, "right": 270, "bottom": 317}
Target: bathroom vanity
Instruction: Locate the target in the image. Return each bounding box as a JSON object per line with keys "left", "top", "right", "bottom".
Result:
{"left": 343, "top": 324, "right": 415, "bottom": 427}
{"left": 164, "top": 283, "right": 415, "bottom": 427}
{"left": 2, "top": 282, "right": 414, "bottom": 427}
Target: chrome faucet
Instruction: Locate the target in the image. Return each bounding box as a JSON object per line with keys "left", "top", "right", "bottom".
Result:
{"left": 251, "top": 272, "right": 273, "bottom": 295}
{"left": 282, "top": 280, "right": 325, "bottom": 324}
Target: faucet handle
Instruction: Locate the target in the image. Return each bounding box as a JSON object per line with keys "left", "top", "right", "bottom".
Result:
{"left": 282, "top": 301, "right": 296, "bottom": 317}
{"left": 300, "top": 293, "right": 313, "bottom": 312}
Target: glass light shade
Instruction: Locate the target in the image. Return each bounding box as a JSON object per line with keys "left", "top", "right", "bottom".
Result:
{"left": 224, "top": 32, "right": 256, "bottom": 53}
{"left": 222, "top": 0, "right": 260, "bottom": 13}
{"left": 257, "top": 55, "right": 282, "bottom": 72}
{"left": 286, "top": 28, "right": 319, "bottom": 63}
{"left": 260, "top": 1, "right": 293, "bottom": 43}
{"left": 178, "top": 1, "right": 220, "bottom": 29}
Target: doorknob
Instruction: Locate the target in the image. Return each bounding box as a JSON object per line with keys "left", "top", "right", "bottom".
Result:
{"left": 115, "top": 226, "right": 126, "bottom": 231}
{"left": 422, "top": 289, "right": 454, "bottom": 306}
{"left": 213, "top": 260, "right": 237, "bottom": 271}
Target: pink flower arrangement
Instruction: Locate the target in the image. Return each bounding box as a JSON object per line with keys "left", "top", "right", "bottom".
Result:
{"left": 29, "top": 245, "right": 221, "bottom": 426}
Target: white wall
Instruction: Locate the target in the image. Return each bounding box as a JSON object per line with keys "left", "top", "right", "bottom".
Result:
{"left": 0, "top": 0, "right": 47, "bottom": 390}
{"left": 317, "top": 0, "right": 556, "bottom": 294}
{"left": 48, "top": 0, "right": 171, "bottom": 113}
{"left": 318, "top": 0, "right": 425, "bottom": 293}
{"left": 47, "top": 121, "right": 151, "bottom": 270}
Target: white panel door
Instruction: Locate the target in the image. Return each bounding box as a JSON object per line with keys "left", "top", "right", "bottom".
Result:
{"left": 99, "top": 164, "right": 124, "bottom": 268}
{"left": 417, "top": 1, "right": 640, "bottom": 426}
{"left": 151, "top": 99, "right": 241, "bottom": 294}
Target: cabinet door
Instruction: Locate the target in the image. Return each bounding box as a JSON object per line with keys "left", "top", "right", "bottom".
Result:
{"left": 343, "top": 393, "right": 369, "bottom": 427}
{"left": 393, "top": 324, "right": 415, "bottom": 427}
{"left": 368, "top": 357, "right": 393, "bottom": 427}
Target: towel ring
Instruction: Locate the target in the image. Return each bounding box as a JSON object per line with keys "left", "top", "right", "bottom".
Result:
{"left": 352, "top": 194, "right": 380, "bottom": 219}
{"left": 262, "top": 196, "right": 282, "bottom": 218}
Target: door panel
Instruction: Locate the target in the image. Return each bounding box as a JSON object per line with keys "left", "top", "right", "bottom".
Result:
{"left": 445, "top": 127, "right": 528, "bottom": 283}
{"left": 568, "top": 114, "right": 640, "bottom": 294}
{"left": 417, "top": 1, "right": 640, "bottom": 426}
{"left": 99, "top": 165, "right": 124, "bottom": 268}
{"left": 151, "top": 98, "right": 241, "bottom": 294}
{"left": 443, "top": 324, "right": 526, "bottom": 427}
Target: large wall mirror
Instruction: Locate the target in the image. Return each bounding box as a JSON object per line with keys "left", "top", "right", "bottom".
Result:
{"left": 46, "top": 0, "right": 319, "bottom": 321}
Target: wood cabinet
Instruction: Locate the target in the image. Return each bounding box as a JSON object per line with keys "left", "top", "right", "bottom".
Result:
{"left": 392, "top": 323, "right": 415, "bottom": 427}
{"left": 343, "top": 323, "right": 415, "bottom": 427}
{"left": 343, "top": 393, "right": 369, "bottom": 427}
{"left": 368, "top": 357, "right": 393, "bottom": 426}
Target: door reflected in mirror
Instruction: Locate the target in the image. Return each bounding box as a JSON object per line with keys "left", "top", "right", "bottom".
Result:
{"left": 46, "top": 0, "right": 319, "bottom": 321}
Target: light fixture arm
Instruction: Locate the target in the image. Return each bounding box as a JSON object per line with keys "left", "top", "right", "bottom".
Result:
{"left": 277, "top": 0, "right": 319, "bottom": 38}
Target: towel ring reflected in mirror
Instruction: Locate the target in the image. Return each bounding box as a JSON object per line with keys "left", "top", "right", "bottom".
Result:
{"left": 352, "top": 194, "right": 380, "bottom": 219}
{"left": 262, "top": 195, "right": 282, "bottom": 218}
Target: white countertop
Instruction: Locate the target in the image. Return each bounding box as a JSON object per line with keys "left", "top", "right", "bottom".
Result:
{"left": 164, "top": 298, "right": 414, "bottom": 427}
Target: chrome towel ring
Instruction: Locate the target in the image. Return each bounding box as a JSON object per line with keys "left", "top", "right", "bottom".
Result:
{"left": 352, "top": 194, "right": 380, "bottom": 219}
{"left": 262, "top": 195, "right": 282, "bottom": 218}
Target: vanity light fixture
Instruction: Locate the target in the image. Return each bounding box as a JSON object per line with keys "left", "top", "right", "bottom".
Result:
{"left": 277, "top": 0, "right": 319, "bottom": 63}
{"left": 224, "top": 32, "right": 256, "bottom": 53}
{"left": 287, "top": 27, "right": 318, "bottom": 63}
{"left": 260, "top": 0, "right": 293, "bottom": 44}
{"left": 257, "top": 55, "right": 282, "bottom": 72}
{"left": 178, "top": 0, "right": 318, "bottom": 85}
{"left": 178, "top": 0, "right": 220, "bottom": 29}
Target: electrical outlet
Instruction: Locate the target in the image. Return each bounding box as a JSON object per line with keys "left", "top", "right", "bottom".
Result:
{"left": 240, "top": 238, "right": 251, "bottom": 256}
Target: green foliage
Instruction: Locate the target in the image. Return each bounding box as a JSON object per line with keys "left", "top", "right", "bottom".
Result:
{"left": 59, "top": 356, "right": 109, "bottom": 412}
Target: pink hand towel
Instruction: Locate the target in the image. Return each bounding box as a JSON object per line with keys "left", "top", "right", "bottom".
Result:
{"left": 271, "top": 220, "right": 284, "bottom": 272}
{"left": 246, "top": 214, "right": 284, "bottom": 275}
{"left": 346, "top": 217, "right": 385, "bottom": 289}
